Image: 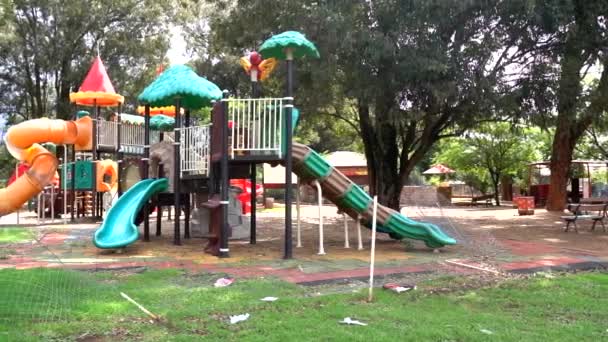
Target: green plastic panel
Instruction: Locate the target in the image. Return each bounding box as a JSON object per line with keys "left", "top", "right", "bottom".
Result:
{"left": 281, "top": 107, "right": 300, "bottom": 155}
{"left": 340, "top": 184, "right": 372, "bottom": 213}
{"left": 301, "top": 149, "right": 332, "bottom": 180}
{"left": 61, "top": 160, "right": 95, "bottom": 190}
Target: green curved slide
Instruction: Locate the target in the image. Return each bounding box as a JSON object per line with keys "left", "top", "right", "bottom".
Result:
{"left": 94, "top": 178, "right": 168, "bottom": 249}
{"left": 292, "top": 143, "right": 456, "bottom": 248}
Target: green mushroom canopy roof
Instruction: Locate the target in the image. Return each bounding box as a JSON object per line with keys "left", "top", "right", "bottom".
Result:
{"left": 138, "top": 65, "right": 222, "bottom": 109}
{"left": 259, "top": 31, "right": 320, "bottom": 60}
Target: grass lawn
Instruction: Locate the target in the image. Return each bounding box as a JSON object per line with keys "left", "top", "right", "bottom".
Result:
{"left": 0, "top": 268, "right": 607, "bottom": 341}
{"left": 0, "top": 227, "right": 33, "bottom": 244}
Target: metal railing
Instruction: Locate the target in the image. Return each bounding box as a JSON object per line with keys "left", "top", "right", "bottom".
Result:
{"left": 180, "top": 125, "right": 211, "bottom": 176}
{"left": 120, "top": 122, "right": 145, "bottom": 155}
{"left": 225, "top": 97, "right": 287, "bottom": 158}
{"left": 96, "top": 119, "right": 119, "bottom": 149}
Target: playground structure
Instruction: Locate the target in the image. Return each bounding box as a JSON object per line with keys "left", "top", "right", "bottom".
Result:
{"left": 1, "top": 31, "right": 457, "bottom": 259}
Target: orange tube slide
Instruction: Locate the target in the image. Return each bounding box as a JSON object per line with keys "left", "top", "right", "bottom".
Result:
{"left": 0, "top": 117, "right": 92, "bottom": 216}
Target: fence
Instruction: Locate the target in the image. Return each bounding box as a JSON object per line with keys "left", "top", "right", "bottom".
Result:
{"left": 180, "top": 125, "right": 211, "bottom": 176}
{"left": 96, "top": 119, "right": 119, "bottom": 150}
{"left": 225, "top": 97, "right": 286, "bottom": 158}
{"left": 120, "top": 123, "right": 146, "bottom": 155}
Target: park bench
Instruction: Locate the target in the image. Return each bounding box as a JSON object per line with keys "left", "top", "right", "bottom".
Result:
{"left": 472, "top": 194, "right": 494, "bottom": 207}
{"left": 561, "top": 203, "right": 608, "bottom": 233}
{"left": 579, "top": 197, "right": 608, "bottom": 205}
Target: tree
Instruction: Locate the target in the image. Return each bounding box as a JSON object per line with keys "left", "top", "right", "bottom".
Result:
{"left": 193, "top": 0, "right": 529, "bottom": 209}
{"left": 0, "top": 0, "right": 180, "bottom": 121}
{"left": 509, "top": 0, "right": 608, "bottom": 210}
{"left": 434, "top": 123, "right": 540, "bottom": 206}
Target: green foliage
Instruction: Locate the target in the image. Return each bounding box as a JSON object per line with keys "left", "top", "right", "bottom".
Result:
{"left": 434, "top": 123, "right": 541, "bottom": 204}
{"left": 0, "top": 0, "right": 182, "bottom": 120}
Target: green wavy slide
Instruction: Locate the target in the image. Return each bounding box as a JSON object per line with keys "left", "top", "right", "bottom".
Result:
{"left": 94, "top": 178, "right": 168, "bottom": 249}
{"left": 292, "top": 143, "right": 456, "bottom": 248}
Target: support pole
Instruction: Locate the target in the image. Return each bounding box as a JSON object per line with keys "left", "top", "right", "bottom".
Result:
{"left": 92, "top": 100, "right": 98, "bottom": 219}
{"left": 296, "top": 179, "right": 301, "bottom": 248}
{"left": 343, "top": 212, "right": 350, "bottom": 248}
{"left": 250, "top": 71, "right": 259, "bottom": 245}
{"left": 219, "top": 92, "right": 230, "bottom": 257}
{"left": 250, "top": 163, "right": 257, "bottom": 244}
{"left": 50, "top": 184, "right": 55, "bottom": 223}
{"left": 15, "top": 163, "right": 20, "bottom": 225}
{"left": 173, "top": 98, "right": 182, "bottom": 245}
{"left": 357, "top": 214, "right": 363, "bottom": 250}
{"left": 368, "top": 196, "right": 378, "bottom": 302}
{"left": 143, "top": 104, "right": 151, "bottom": 242}
{"left": 36, "top": 193, "right": 41, "bottom": 225}
{"left": 283, "top": 49, "right": 295, "bottom": 259}
{"left": 184, "top": 108, "right": 191, "bottom": 127}
{"left": 63, "top": 146, "right": 67, "bottom": 223}
{"left": 70, "top": 146, "right": 76, "bottom": 222}
{"left": 116, "top": 108, "right": 123, "bottom": 197}
{"left": 156, "top": 204, "right": 162, "bottom": 236}
{"left": 314, "top": 180, "right": 325, "bottom": 255}
{"left": 184, "top": 109, "right": 191, "bottom": 240}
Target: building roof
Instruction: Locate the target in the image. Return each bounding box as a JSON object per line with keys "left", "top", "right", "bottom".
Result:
{"left": 325, "top": 151, "right": 367, "bottom": 167}
{"left": 423, "top": 164, "right": 455, "bottom": 175}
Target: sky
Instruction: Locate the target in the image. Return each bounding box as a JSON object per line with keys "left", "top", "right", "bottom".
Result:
{"left": 166, "top": 26, "right": 190, "bottom": 65}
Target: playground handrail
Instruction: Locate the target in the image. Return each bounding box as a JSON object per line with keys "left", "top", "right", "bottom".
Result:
{"left": 179, "top": 124, "right": 211, "bottom": 176}
{"left": 223, "top": 97, "right": 287, "bottom": 159}
{"left": 96, "top": 118, "right": 119, "bottom": 150}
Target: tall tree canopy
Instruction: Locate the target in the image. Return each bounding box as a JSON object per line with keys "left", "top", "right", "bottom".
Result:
{"left": 0, "top": 0, "right": 179, "bottom": 121}
{"left": 196, "top": 0, "right": 531, "bottom": 209}
{"left": 508, "top": 0, "right": 608, "bottom": 210}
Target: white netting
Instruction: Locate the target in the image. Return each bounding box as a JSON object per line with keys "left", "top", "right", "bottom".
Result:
{"left": 0, "top": 223, "right": 111, "bottom": 340}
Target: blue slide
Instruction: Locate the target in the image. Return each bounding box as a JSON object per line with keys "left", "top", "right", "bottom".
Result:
{"left": 93, "top": 178, "right": 168, "bottom": 249}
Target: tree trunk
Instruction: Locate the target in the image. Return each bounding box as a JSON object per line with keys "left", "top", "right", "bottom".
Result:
{"left": 546, "top": 128, "right": 577, "bottom": 210}
{"left": 491, "top": 172, "right": 501, "bottom": 206}
{"left": 371, "top": 146, "right": 402, "bottom": 209}
{"left": 493, "top": 182, "right": 500, "bottom": 206}
{"left": 358, "top": 100, "right": 402, "bottom": 210}
{"left": 546, "top": 12, "right": 585, "bottom": 211}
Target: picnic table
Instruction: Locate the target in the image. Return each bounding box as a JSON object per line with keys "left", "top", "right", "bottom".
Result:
{"left": 561, "top": 202, "right": 608, "bottom": 233}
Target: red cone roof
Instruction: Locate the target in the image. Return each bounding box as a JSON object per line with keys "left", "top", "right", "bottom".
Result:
{"left": 70, "top": 56, "right": 124, "bottom": 107}
{"left": 79, "top": 57, "right": 117, "bottom": 93}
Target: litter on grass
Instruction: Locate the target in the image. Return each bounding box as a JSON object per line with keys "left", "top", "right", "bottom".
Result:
{"left": 480, "top": 329, "right": 494, "bottom": 335}
{"left": 214, "top": 277, "right": 235, "bottom": 287}
{"left": 260, "top": 297, "right": 278, "bottom": 302}
{"left": 339, "top": 317, "right": 368, "bottom": 326}
{"left": 229, "top": 313, "right": 250, "bottom": 324}
{"left": 383, "top": 283, "right": 416, "bottom": 293}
